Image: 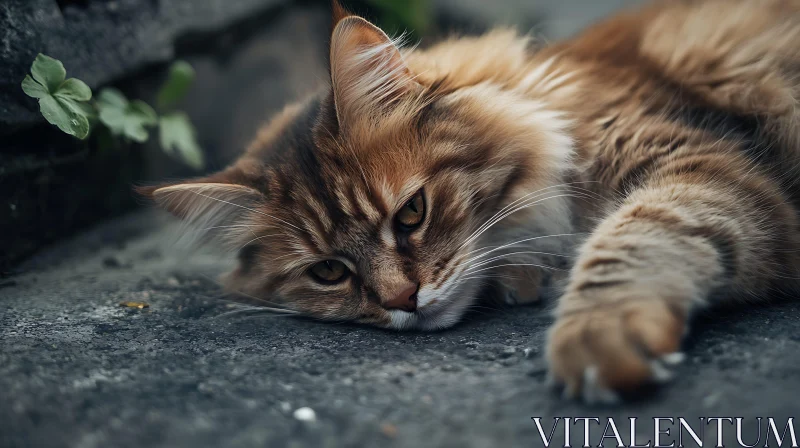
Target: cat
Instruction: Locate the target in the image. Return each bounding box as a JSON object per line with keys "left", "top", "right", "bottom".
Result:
{"left": 138, "top": 0, "right": 800, "bottom": 403}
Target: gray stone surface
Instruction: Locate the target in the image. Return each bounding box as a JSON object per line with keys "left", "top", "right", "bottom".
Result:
{"left": 0, "top": 0, "right": 287, "bottom": 134}
{"left": 2, "top": 211, "right": 799, "bottom": 447}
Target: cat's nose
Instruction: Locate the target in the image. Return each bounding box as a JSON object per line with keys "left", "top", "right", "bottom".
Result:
{"left": 382, "top": 282, "right": 419, "bottom": 312}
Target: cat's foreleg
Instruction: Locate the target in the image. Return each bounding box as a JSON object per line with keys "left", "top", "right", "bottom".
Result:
{"left": 545, "top": 168, "right": 800, "bottom": 402}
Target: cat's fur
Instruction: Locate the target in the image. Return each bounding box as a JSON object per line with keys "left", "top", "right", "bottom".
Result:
{"left": 139, "top": 0, "right": 800, "bottom": 402}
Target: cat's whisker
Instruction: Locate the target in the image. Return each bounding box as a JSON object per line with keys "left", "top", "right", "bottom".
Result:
{"left": 460, "top": 192, "right": 595, "bottom": 249}
{"left": 214, "top": 306, "right": 300, "bottom": 319}
{"left": 229, "top": 293, "right": 296, "bottom": 311}
{"left": 212, "top": 295, "right": 293, "bottom": 311}
{"left": 198, "top": 273, "right": 298, "bottom": 312}
{"left": 460, "top": 189, "right": 555, "bottom": 246}
{"left": 464, "top": 262, "right": 567, "bottom": 277}
{"left": 473, "top": 190, "right": 595, "bottom": 233}
{"left": 459, "top": 185, "right": 599, "bottom": 249}
{"left": 465, "top": 232, "right": 586, "bottom": 263}
{"left": 239, "top": 233, "right": 281, "bottom": 250}
{"left": 466, "top": 250, "right": 573, "bottom": 272}
{"left": 199, "top": 224, "right": 258, "bottom": 231}
{"left": 459, "top": 184, "right": 575, "bottom": 247}
{"left": 188, "top": 191, "right": 304, "bottom": 233}
{"left": 459, "top": 182, "right": 601, "bottom": 249}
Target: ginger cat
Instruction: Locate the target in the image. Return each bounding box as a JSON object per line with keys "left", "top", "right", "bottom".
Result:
{"left": 140, "top": 0, "right": 800, "bottom": 402}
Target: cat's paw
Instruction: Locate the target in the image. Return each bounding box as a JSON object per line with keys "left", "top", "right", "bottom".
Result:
{"left": 545, "top": 297, "right": 687, "bottom": 403}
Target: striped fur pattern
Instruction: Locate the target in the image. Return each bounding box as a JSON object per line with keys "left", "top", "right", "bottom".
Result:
{"left": 141, "top": 0, "right": 800, "bottom": 399}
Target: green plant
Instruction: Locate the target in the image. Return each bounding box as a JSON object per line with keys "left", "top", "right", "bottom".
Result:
{"left": 366, "top": 0, "right": 430, "bottom": 37}
{"left": 21, "top": 54, "right": 204, "bottom": 170}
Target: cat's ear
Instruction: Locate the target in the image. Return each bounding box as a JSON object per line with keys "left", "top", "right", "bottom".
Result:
{"left": 329, "top": 15, "right": 420, "bottom": 128}
{"left": 136, "top": 181, "right": 266, "bottom": 248}
{"left": 331, "top": 0, "right": 351, "bottom": 28}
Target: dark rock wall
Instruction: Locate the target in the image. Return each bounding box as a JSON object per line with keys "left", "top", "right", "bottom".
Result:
{"left": 1, "top": 0, "right": 291, "bottom": 134}
{"left": 0, "top": 0, "right": 328, "bottom": 272}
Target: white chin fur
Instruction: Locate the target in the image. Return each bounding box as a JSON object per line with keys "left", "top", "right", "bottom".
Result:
{"left": 387, "top": 300, "right": 472, "bottom": 331}
{"left": 387, "top": 278, "right": 479, "bottom": 331}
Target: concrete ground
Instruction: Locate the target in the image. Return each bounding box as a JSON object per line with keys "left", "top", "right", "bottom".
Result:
{"left": 2, "top": 211, "right": 799, "bottom": 447}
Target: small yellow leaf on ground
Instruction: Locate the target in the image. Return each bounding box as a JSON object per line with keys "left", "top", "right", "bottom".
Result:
{"left": 380, "top": 423, "right": 398, "bottom": 438}
{"left": 119, "top": 301, "right": 149, "bottom": 309}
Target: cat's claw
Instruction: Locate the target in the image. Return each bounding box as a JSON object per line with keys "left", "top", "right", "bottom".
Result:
{"left": 582, "top": 366, "right": 621, "bottom": 405}
{"left": 648, "top": 359, "right": 674, "bottom": 383}
{"left": 660, "top": 352, "right": 686, "bottom": 365}
{"left": 547, "top": 367, "right": 621, "bottom": 405}
{"left": 647, "top": 352, "right": 687, "bottom": 384}
{"left": 550, "top": 357, "right": 681, "bottom": 404}
{"left": 545, "top": 297, "right": 687, "bottom": 403}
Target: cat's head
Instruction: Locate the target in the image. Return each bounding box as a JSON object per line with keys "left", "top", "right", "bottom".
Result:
{"left": 140, "top": 5, "right": 574, "bottom": 330}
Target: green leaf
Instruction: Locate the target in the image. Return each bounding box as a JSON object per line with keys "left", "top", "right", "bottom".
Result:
{"left": 38, "top": 95, "right": 72, "bottom": 133}
{"left": 73, "top": 101, "right": 98, "bottom": 122}
{"left": 31, "top": 54, "right": 66, "bottom": 93}
{"left": 125, "top": 121, "right": 149, "bottom": 143}
{"left": 97, "top": 87, "right": 128, "bottom": 108}
{"left": 21, "top": 54, "right": 94, "bottom": 139}
{"left": 97, "top": 88, "right": 157, "bottom": 143}
{"left": 157, "top": 61, "right": 195, "bottom": 109}
{"left": 39, "top": 95, "right": 90, "bottom": 139}
{"left": 21, "top": 75, "right": 49, "bottom": 99}
{"left": 159, "top": 112, "right": 204, "bottom": 170}
{"left": 129, "top": 100, "right": 157, "bottom": 125}
{"left": 123, "top": 109, "right": 155, "bottom": 142}
{"left": 98, "top": 106, "right": 127, "bottom": 135}
{"left": 55, "top": 78, "right": 92, "bottom": 101}
{"left": 59, "top": 99, "right": 92, "bottom": 137}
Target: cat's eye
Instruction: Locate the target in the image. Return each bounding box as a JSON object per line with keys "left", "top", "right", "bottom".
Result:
{"left": 395, "top": 190, "right": 426, "bottom": 231}
{"left": 309, "top": 260, "right": 349, "bottom": 283}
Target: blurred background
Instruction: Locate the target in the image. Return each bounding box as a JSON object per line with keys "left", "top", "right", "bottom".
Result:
{"left": 1, "top": 0, "right": 642, "bottom": 272}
